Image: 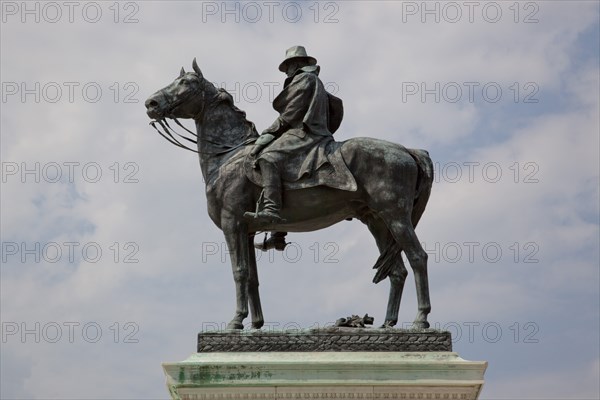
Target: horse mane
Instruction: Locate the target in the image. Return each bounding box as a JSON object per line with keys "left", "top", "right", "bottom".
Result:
{"left": 211, "top": 87, "right": 259, "bottom": 139}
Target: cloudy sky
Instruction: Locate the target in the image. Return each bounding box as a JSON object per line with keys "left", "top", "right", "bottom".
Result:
{"left": 1, "top": 1, "right": 598, "bottom": 398}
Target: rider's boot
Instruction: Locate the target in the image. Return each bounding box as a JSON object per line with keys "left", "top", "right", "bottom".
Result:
{"left": 254, "top": 232, "right": 288, "bottom": 252}
{"left": 244, "top": 160, "right": 286, "bottom": 224}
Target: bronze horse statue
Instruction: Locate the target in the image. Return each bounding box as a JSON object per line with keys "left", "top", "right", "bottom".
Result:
{"left": 145, "top": 59, "right": 434, "bottom": 330}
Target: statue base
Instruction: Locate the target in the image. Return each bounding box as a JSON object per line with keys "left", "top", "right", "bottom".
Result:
{"left": 163, "top": 329, "right": 487, "bottom": 400}
{"left": 197, "top": 327, "right": 453, "bottom": 352}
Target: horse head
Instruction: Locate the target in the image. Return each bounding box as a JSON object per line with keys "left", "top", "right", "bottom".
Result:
{"left": 145, "top": 59, "right": 258, "bottom": 155}
{"left": 145, "top": 58, "right": 215, "bottom": 121}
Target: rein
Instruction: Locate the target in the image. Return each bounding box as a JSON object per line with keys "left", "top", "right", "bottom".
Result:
{"left": 150, "top": 118, "right": 198, "bottom": 153}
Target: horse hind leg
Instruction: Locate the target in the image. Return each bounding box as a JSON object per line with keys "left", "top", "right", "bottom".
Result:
{"left": 380, "top": 211, "right": 431, "bottom": 329}
{"left": 362, "top": 214, "right": 408, "bottom": 328}
{"left": 383, "top": 254, "right": 408, "bottom": 328}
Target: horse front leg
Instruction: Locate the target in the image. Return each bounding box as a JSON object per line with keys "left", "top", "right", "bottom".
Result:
{"left": 247, "top": 234, "right": 264, "bottom": 329}
{"left": 223, "top": 221, "right": 251, "bottom": 330}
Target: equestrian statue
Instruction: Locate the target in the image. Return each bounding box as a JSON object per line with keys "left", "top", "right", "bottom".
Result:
{"left": 145, "top": 46, "right": 434, "bottom": 330}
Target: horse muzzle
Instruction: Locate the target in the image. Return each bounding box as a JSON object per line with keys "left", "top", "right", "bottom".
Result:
{"left": 145, "top": 91, "right": 169, "bottom": 119}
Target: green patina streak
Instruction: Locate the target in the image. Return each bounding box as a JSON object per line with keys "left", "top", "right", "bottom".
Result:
{"left": 188, "top": 365, "right": 224, "bottom": 383}
{"left": 181, "top": 364, "right": 275, "bottom": 385}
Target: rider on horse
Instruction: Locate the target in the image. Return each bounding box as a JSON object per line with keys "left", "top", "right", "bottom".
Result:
{"left": 244, "top": 46, "right": 344, "bottom": 251}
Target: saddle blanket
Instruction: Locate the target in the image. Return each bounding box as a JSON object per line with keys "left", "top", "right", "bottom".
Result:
{"left": 244, "top": 139, "right": 357, "bottom": 192}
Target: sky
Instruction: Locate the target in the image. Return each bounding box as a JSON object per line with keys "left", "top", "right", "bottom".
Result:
{"left": 1, "top": 1, "right": 599, "bottom": 399}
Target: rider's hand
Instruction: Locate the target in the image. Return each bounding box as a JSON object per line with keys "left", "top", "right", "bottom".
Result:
{"left": 262, "top": 117, "right": 288, "bottom": 136}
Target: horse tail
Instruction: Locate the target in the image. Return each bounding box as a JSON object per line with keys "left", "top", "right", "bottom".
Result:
{"left": 407, "top": 149, "right": 434, "bottom": 228}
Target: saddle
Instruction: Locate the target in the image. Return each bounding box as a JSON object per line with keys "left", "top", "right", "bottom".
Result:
{"left": 244, "top": 139, "right": 357, "bottom": 192}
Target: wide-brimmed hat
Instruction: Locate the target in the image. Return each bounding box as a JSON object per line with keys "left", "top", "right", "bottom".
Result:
{"left": 278, "top": 46, "right": 317, "bottom": 72}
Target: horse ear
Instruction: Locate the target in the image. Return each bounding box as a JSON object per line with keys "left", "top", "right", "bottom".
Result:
{"left": 179, "top": 67, "right": 185, "bottom": 78}
{"left": 192, "top": 58, "right": 203, "bottom": 78}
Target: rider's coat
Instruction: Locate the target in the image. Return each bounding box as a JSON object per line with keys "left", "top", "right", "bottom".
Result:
{"left": 258, "top": 65, "right": 344, "bottom": 183}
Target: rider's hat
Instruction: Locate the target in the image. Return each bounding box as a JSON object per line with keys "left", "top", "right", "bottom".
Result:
{"left": 278, "top": 46, "right": 317, "bottom": 72}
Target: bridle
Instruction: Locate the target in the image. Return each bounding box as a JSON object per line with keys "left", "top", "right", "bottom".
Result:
{"left": 149, "top": 80, "right": 256, "bottom": 155}
{"left": 149, "top": 81, "right": 205, "bottom": 153}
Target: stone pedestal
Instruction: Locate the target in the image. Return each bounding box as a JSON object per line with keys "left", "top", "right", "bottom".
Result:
{"left": 163, "top": 329, "right": 487, "bottom": 400}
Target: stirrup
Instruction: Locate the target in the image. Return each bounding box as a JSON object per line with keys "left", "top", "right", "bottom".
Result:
{"left": 254, "top": 233, "right": 287, "bottom": 252}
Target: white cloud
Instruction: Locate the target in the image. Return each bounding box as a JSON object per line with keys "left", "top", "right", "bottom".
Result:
{"left": 1, "top": 1, "right": 598, "bottom": 399}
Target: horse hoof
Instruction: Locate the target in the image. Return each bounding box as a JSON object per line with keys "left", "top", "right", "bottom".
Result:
{"left": 411, "top": 321, "right": 430, "bottom": 330}
{"left": 380, "top": 320, "right": 396, "bottom": 329}
{"left": 252, "top": 320, "right": 264, "bottom": 329}
{"left": 227, "top": 321, "right": 244, "bottom": 330}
